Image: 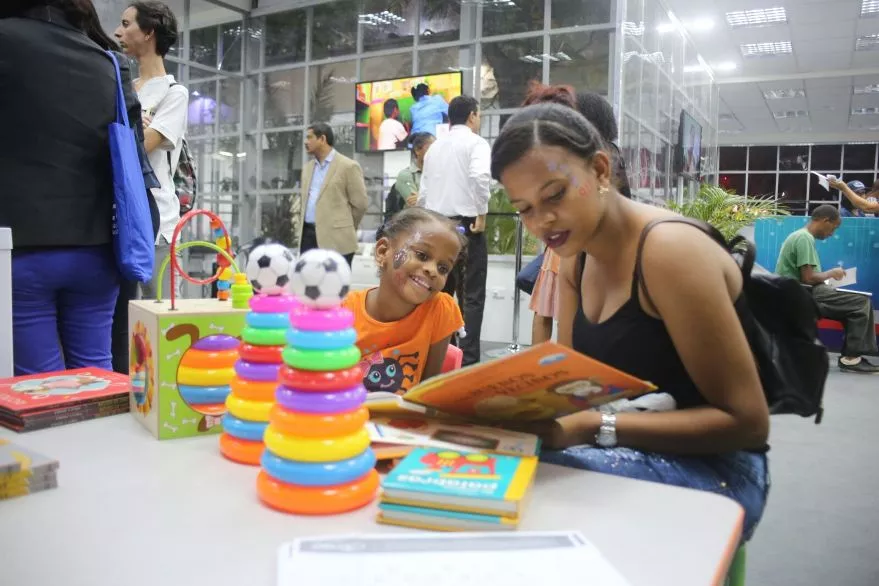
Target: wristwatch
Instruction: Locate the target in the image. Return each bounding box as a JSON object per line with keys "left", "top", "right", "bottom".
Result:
{"left": 595, "top": 413, "right": 617, "bottom": 448}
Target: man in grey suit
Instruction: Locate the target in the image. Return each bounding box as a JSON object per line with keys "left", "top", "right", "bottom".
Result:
{"left": 297, "top": 123, "right": 369, "bottom": 265}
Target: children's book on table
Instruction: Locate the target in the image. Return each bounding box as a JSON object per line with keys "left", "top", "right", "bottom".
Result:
{"left": 365, "top": 341, "right": 656, "bottom": 422}
{"left": 0, "top": 438, "right": 59, "bottom": 500}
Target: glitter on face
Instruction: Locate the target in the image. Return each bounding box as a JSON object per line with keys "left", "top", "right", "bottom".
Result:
{"left": 392, "top": 249, "right": 408, "bottom": 270}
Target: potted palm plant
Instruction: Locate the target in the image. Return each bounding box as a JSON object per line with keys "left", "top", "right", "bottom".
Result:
{"left": 668, "top": 183, "right": 788, "bottom": 241}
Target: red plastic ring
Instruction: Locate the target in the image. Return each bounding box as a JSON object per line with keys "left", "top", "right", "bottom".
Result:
{"left": 279, "top": 364, "right": 363, "bottom": 392}
{"left": 238, "top": 343, "right": 285, "bottom": 364}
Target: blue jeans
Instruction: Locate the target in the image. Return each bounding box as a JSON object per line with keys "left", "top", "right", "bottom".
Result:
{"left": 541, "top": 446, "right": 769, "bottom": 541}
{"left": 12, "top": 246, "right": 120, "bottom": 375}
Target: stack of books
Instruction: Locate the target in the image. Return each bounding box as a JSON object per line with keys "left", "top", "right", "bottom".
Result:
{"left": 0, "top": 368, "right": 129, "bottom": 432}
{"left": 0, "top": 439, "right": 59, "bottom": 500}
{"left": 377, "top": 446, "right": 538, "bottom": 531}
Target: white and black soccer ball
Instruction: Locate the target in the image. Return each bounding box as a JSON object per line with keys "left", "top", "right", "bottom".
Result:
{"left": 246, "top": 243, "right": 295, "bottom": 295}
{"left": 290, "top": 249, "right": 351, "bottom": 308}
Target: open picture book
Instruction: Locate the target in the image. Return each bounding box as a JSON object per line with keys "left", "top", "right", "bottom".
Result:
{"left": 365, "top": 342, "right": 656, "bottom": 422}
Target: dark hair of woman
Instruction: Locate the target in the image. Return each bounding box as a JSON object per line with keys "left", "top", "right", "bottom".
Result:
{"left": 1, "top": 0, "right": 118, "bottom": 49}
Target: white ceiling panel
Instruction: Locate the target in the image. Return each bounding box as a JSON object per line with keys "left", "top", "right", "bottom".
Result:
{"left": 791, "top": 21, "right": 859, "bottom": 42}
{"left": 797, "top": 50, "right": 854, "bottom": 70}
{"left": 852, "top": 93, "right": 879, "bottom": 108}
{"left": 856, "top": 18, "right": 879, "bottom": 35}
{"left": 787, "top": 3, "right": 859, "bottom": 24}
{"left": 852, "top": 51, "right": 879, "bottom": 67}
{"left": 806, "top": 77, "right": 854, "bottom": 89}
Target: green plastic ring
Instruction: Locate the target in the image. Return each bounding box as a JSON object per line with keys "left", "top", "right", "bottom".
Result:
{"left": 241, "top": 327, "right": 288, "bottom": 347}
{"left": 282, "top": 345, "right": 361, "bottom": 372}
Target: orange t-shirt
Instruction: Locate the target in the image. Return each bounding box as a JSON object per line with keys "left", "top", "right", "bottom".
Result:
{"left": 343, "top": 289, "right": 464, "bottom": 394}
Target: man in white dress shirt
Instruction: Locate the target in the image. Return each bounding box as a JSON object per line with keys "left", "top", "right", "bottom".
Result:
{"left": 418, "top": 95, "right": 490, "bottom": 365}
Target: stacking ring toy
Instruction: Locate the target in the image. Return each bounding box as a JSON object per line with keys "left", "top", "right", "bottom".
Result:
{"left": 177, "top": 384, "right": 231, "bottom": 405}
{"left": 192, "top": 335, "right": 240, "bottom": 352}
{"left": 177, "top": 366, "right": 235, "bottom": 386}
{"left": 286, "top": 328, "right": 357, "bottom": 351}
{"left": 276, "top": 385, "right": 366, "bottom": 414}
{"left": 282, "top": 345, "right": 360, "bottom": 372}
{"left": 245, "top": 311, "right": 290, "bottom": 330}
{"left": 226, "top": 394, "right": 273, "bottom": 422}
{"left": 179, "top": 348, "right": 238, "bottom": 369}
{"left": 261, "top": 448, "right": 376, "bottom": 486}
{"left": 229, "top": 378, "right": 277, "bottom": 402}
{"left": 241, "top": 327, "right": 288, "bottom": 347}
{"left": 263, "top": 426, "right": 370, "bottom": 462}
{"left": 192, "top": 403, "right": 226, "bottom": 416}
{"left": 279, "top": 365, "right": 363, "bottom": 392}
{"left": 233, "top": 360, "right": 280, "bottom": 382}
{"left": 249, "top": 294, "right": 296, "bottom": 314}
{"left": 289, "top": 304, "right": 354, "bottom": 332}
{"left": 270, "top": 405, "right": 368, "bottom": 437}
{"left": 222, "top": 413, "right": 269, "bottom": 441}
{"left": 219, "top": 433, "right": 263, "bottom": 466}
{"left": 238, "top": 343, "right": 284, "bottom": 364}
{"left": 257, "top": 468, "right": 379, "bottom": 515}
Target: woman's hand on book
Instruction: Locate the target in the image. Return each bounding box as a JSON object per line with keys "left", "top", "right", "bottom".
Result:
{"left": 504, "top": 412, "right": 600, "bottom": 450}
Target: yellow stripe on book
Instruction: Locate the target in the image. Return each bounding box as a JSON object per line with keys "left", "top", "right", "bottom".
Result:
{"left": 381, "top": 496, "right": 520, "bottom": 519}
{"left": 504, "top": 456, "right": 538, "bottom": 501}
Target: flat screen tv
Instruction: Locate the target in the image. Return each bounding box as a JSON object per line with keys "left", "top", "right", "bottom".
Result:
{"left": 676, "top": 110, "right": 702, "bottom": 178}
{"left": 355, "top": 71, "right": 463, "bottom": 153}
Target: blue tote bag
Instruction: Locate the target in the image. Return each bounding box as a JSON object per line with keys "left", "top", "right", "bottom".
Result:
{"left": 106, "top": 51, "right": 155, "bottom": 282}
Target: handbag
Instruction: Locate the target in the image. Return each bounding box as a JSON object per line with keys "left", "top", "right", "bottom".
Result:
{"left": 636, "top": 218, "right": 829, "bottom": 423}
{"left": 105, "top": 51, "right": 155, "bottom": 282}
{"left": 516, "top": 251, "right": 544, "bottom": 295}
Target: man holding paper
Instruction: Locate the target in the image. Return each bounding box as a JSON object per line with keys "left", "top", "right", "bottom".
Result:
{"left": 776, "top": 205, "right": 879, "bottom": 374}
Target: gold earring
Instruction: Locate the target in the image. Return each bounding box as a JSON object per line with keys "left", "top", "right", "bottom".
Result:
{"left": 598, "top": 185, "right": 609, "bottom": 195}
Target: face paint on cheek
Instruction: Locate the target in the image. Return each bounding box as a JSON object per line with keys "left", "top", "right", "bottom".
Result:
{"left": 393, "top": 249, "right": 408, "bottom": 269}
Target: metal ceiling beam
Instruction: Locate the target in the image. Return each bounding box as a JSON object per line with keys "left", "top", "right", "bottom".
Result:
{"left": 717, "top": 67, "right": 879, "bottom": 85}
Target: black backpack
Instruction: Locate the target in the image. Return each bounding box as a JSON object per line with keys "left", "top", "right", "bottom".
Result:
{"left": 384, "top": 183, "right": 406, "bottom": 222}
{"left": 636, "top": 218, "right": 829, "bottom": 423}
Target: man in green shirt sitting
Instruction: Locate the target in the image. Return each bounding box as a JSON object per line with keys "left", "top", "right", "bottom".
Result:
{"left": 776, "top": 204, "right": 879, "bottom": 374}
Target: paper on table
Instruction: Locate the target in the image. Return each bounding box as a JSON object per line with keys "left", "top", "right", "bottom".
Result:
{"left": 827, "top": 267, "right": 857, "bottom": 288}
{"left": 277, "top": 531, "right": 632, "bottom": 586}
{"left": 810, "top": 171, "right": 830, "bottom": 191}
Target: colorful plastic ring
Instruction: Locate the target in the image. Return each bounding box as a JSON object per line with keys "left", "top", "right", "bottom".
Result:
{"left": 289, "top": 304, "right": 354, "bottom": 332}
{"left": 249, "top": 294, "right": 297, "bottom": 314}
{"left": 178, "top": 384, "right": 231, "bottom": 405}
{"left": 282, "top": 345, "right": 360, "bottom": 372}
{"left": 219, "top": 433, "right": 263, "bottom": 466}
{"left": 285, "top": 327, "right": 357, "bottom": 351}
{"left": 257, "top": 468, "right": 378, "bottom": 515}
{"left": 275, "top": 385, "right": 366, "bottom": 414}
{"left": 261, "top": 448, "right": 376, "bottom": 486}
{"left": 177, "top": 366, "right": 235, "bottom": 386}
{"left": 245, "top": 311, "right": 290, "bottom": 330}
{"left": 279, "top": 365, "right": 363, "bottom": 392}
{"left": 269, "top": 405, "right": 368, "bottom": 438}
{"left": 191, "top": 403, "right": 226, "bottom": 416}
{"left": 241, "top": 327, "right": 288, "bottom": 347}
{"left": 221, "top": 413, "right": 269, "bottom": 441}
{"left": 226, "top": 394, "right": 273, "bottom": 422}
{"left": 192, "top": 335, "right": 240, "bottom": 352}
{"left": 234, "top": 360, "right": 281, "bottom": 382}
{"left": 264, "top": 426, "right": 370, "bottom": 462}
{"left": 230, "top": 378, "right": 277, "bottom": 402}
{"left": 178, "top": 348, "right": 239, "bottom": 369}
{"left": 238, "top": 343, "right": 284, "bottom": 364}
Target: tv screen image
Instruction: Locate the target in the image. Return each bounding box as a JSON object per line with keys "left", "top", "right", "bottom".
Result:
{"left": 355, "top": 71, "right": 463, "bottom": 153}
{"left": 677, "top": 110, "right": 703, "bottom": 177}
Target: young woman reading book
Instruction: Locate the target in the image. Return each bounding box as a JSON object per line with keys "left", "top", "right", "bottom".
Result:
{"left": 491, "top": 103, "right": 770, "bottom": 539}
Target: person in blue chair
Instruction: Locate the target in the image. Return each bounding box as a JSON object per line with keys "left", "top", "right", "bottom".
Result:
{"left": 409, "top": 83, "right": 450, "bottom": 136}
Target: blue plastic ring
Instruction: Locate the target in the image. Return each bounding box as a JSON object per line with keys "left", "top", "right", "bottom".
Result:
{"left": 177, "top": 384, "right": 231, "bottom": 405}
{"left": 285, "top": 327, "right": 358, "bottom": 350}
{"left": 260, "top": 448, "right": 376, "bottom": 486}
{"left": 222, "top": 413, "right": 269, "bottom": 441}
{"left": 246, "top": 311, "right": 290, "bottom": 330}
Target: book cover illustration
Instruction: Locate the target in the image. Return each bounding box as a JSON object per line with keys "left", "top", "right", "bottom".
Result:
{"left": 0, "top": 368, "right": 130, "bottom": 415}
{"left": 368, "top": 417, "right": 540, "bottom": 457}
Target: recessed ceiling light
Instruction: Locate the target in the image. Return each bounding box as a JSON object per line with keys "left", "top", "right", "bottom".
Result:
{"left": 726, "top": 8, "right": 787, "bottom": 28}
{"left": 851, "top": 107, "right": 879, "bottom": 115}
{"left": 773, "top": 110, "right": 808, "bottom": 119}
{"left": 862, "top": 0, "right": 879, "bottom": 16}
{"left": 740, "top": 41, "right": 792, "bottom": 57}
{"left": 856, "top": 34, "right": 879, "bottom": 50}
{"left": 854, "top": 84, "right": 879, "bottom": 94}
{"left": 763, "top": 88, "right": 805, "bottom": 99}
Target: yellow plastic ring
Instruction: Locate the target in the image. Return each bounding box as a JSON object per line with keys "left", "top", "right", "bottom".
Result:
{"left": 225, "top": 394, "right": 273, "bottom": 422}
{"left": 263, "top": 426, "right": 370, "bottom": 462}
{"left": 177, "top": 365, "right": 235, "bottom": 386}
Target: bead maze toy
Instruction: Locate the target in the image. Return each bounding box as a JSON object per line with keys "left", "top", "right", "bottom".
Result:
{"left": 128, "top": 210, "right": 253, "bottom": 440}
{"left": 257, "top": 249, "right": 378, "bottom": 515}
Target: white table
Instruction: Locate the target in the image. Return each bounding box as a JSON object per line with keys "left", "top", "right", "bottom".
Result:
{"left": 0, "top": 416, "right": 743, "bottom": 586}
{"left": 0, "top": 227, "right": 12, "bottom": 377}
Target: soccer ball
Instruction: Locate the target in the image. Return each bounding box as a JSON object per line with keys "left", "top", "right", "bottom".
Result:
{"left": 290, "top": 249, "right": 351, "bottom": 308}
{"left": 246, "top": 243, "right": 295, "bottom": 295}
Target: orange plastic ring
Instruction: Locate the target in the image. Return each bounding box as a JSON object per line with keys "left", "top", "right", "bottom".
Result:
{"left": 269, "top": 405, "right": 368, "bottom": 438}
{"left": 238, "top": 343, "right": 284, "bottom": 364}
{"left": 230, "top": 377, "right": 277, "bottom": 402}
{"left": 219, "top": 433, "right": 263, "bottom": 466}
{"left": 193, "top": 403, "right": 226, "bottom": 416}
{"left": 279, "top": 364, "right": 364, "bottom": 392}
{"left": 257, "top": 468, "right": 378, "bottom": 515}
{"left": 178, "top": 348, "right": 239, "bottom": 369}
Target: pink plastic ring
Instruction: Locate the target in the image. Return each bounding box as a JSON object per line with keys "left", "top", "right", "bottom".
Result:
{"left": 234, "top": 360, "right": 281, "bottom": 382}
{"left": 289, "top": 303, "right": 354, "bottom": 332}
{"left": 249, "top": 294, "right": 297, "bottom": 314}
{"left": 275, "top": 385, "right": 367, "bottom": 414}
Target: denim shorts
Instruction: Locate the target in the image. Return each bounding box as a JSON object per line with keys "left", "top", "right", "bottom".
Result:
{"left": 540, "top": 446, "right": 770, "bottom": 541}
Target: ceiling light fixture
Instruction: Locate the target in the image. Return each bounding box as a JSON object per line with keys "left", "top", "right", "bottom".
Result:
{"left": 861, "top": 0, "right": 879, "bottom": 16}
{"left": 726, "top": 7, "right": 787, "bottom": 28}
{"left": 773, "top": 110, "right": 808, "bottom": 119}
{"left": 358, "top": 11, "right": 405, "bottom": 26}
{"left": 763, "top": 88, "right": 806, "bottom": 99}
{"left": 851, "top": 107, "right": 879, "bottom": 115}
{"left": 854, "top": 84, "right": 879, "bottom": 94}
{"left": 623, "top": 21, "right": 645, "bottom": 36}
{"left": 740, "top": 41, "right": 792, "bottom": 57}
{"left": 856, "top": 34, "right": 879, "bottom": 50}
